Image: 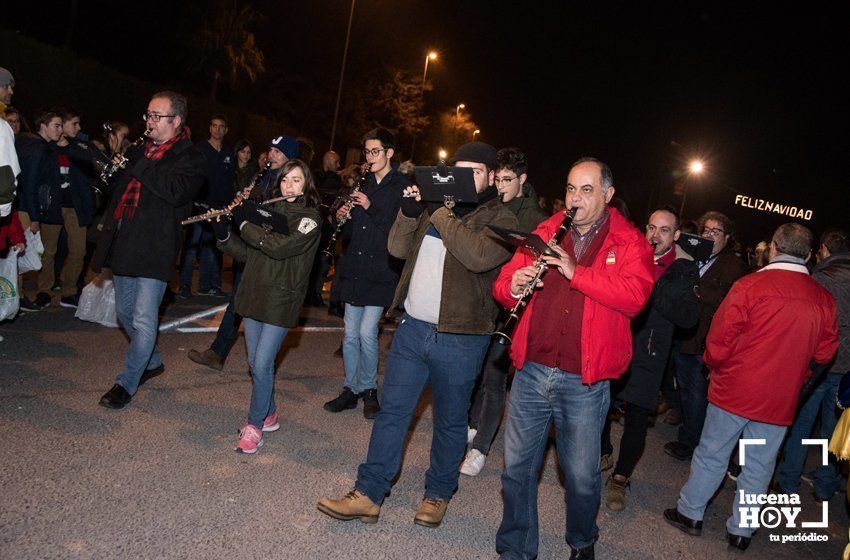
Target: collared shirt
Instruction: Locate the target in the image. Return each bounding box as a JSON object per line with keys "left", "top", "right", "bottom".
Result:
{"left": 570, "top": 210, "right": 609, "bottom": 261}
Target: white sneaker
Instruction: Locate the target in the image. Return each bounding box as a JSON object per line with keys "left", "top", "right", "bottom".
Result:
{"left": 467, "top": 426, "right": 478, "bottom": 444}
{"left": 460, "top": 448, "right": 487, "bottom": 476}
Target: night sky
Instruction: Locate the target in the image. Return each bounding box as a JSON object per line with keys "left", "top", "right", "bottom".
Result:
{"left": 6, "top": 2, "right": 847, "bottom": 246}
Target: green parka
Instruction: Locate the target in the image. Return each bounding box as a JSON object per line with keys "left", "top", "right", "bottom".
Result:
{"left": 218, "top": 200, "right": 321, "bottom": 327}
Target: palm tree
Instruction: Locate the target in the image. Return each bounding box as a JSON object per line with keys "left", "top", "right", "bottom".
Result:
{"left": 193, "top": 0, "right": 266, "bottom": 102}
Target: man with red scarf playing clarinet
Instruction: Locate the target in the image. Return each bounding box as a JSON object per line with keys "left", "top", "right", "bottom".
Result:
{"left": 94, "top": 91, "right": 206, "bottom": 409}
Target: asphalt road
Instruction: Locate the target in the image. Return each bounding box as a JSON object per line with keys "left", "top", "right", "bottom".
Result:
{"left": 1, "top": 289, "right": 847, "bottom": 559}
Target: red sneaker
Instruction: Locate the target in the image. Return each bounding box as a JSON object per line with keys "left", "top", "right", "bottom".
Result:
{"left": 262, "top": 410, "right": 280, "bottom": 432}
{"left": 235, "top": 424, "right": 263, "bottom": 454}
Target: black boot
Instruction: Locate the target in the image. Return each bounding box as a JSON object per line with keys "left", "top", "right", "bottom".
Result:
{"left": 324, "top": 387, "right": 359, "bottom": 412}
{"left": 361, "top": 389, "right": 380, "bottom": 420}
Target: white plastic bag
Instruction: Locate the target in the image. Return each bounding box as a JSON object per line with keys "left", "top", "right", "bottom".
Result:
{"left": 0, "top": 252, "right": 20, "bottom": 321}
{"left": 18, "top": 229, "right": 43, "bottom": 274}
{"left": 75, "top": 278, "right": 119, "bottom": 328}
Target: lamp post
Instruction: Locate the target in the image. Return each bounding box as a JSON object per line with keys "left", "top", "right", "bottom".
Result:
{"left": 410, "top": 51, "right": 438, "bottom": 161}
{"left": 472, "top": 129, "right": 480, "bottom": 141}
{"left": 438, "top": 148, "right": 448, "bottom": 162}
{"left": 329, "top": 0, "right": 357, "bottom": 152}
{"left": 455, "top": 103, "right": 465, "bottom": 121}
{"left": 679, "top": 159, "right": 705, "bottom": 218}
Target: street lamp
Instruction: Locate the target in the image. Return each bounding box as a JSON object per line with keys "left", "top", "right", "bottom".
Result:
{"left": 438, "top": 149, "right": 447, "bottom": 162}
{"left": 329, "top": 0, "right": 357, "bottom": 151}
{"left": 455, "top": 103, "right": 465, "bottom": 120}
{"left": 472, "top": 129, "right": 480, "bottom": 141}
{"left": 679, "top": 159, "right": 705, "bottom": 218}
{"left": 410, "top": 51, "right": 439, "bottom": 160}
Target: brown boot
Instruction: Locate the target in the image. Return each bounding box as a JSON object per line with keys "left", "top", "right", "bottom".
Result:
{"left": 317, "top": 490, "right": 380, "bottom": 524}
{"left": 188, "top": 348, "right": 224, "bottom": 371}
{"left": 604, "top": 474, "right": 630, "bottom": 511}
{"left": 414, "top": 497, "right": 448, "bottom": 528}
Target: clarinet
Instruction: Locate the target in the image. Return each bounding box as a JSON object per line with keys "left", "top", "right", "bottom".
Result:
{"left": 492, "top": 207, "right": 578, "bottom": 346}
{"left": 99, "top": 128, "right": 150, "bottom": 184}
{"left": 320, "top": 162, "right": 372, "bottom": 258}
{"left": 181, "top": 161, "right": 273, "bottom": 225}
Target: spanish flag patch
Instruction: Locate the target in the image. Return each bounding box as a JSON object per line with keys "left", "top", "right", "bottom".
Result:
{"left": 605, "top": 251, "right": 616, "bottom": 265}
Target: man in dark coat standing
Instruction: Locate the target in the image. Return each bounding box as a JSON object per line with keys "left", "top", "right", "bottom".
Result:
{"left": 323, "top": 129, "right": 407, "bottom": 419}
{"left": 665, "top": 211, "right": 749, "bottom": 461}
{"left": 601, "top": 206, "right": 699, "bottom": 511}
{"left": 95, "top": 91, "right": 206, "bottom": 409}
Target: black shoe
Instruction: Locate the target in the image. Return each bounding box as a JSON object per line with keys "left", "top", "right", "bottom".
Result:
{"left": 34, "top": 292, "right": 52, "bottom": 308}
{"left": 177, "top": 285, "right": 192, "bottom": 299}
{"left": 324, "top": 387, "right": 359, "bottom": 412}
{"left": 727, "top": 532, "right": 751, "bottom": 551}
{"left": 99, "top": 384, "right": 132, "bottom": 409}
{"left": 569, "top": 544, "right": 595, "bottom": 560}
{"left": 663, "top": 508, "right": 703, "bottom": 536}
{"left": 327, "top": 302, "right": 344, "bottom": 318}
{"left": 664, "top": 441, "right": 693, "bottom": 462}
{"left": 138, "top": 364, "right": 165, "bottom": 387}
{"left": 50, "top": 282, "right": 62, "bottom": 292}
{"left": 361, "top": 389, "right": 380, "bottom": 420}
{"left": 19, "top": 298, "right": 43, "bottom": 312}
{"left": 59, "top": 294, "right": 80, "bottom": 308}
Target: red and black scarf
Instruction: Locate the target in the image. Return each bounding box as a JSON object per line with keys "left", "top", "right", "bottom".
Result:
{"left": 113, "top": 128, "right": 189, "bottom": 221}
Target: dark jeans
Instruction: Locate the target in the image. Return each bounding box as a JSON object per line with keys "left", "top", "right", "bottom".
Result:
{"left": 601, "top": 402, "right": 654, "bottom": 478}
{"left": 675, "top": 353, "right": 708, "bottom": 450}
{"left": 468, "top": 340, "right": 512, "bottom": 454}
{"left": 179, "top": 222, "right": 222, "bottom": 291}
{"left": 210, "top": 262, "right": 244, "bottom": 360}
{"left": 778, "top": 371, "right": 843, "bottom": 499}
{"left": 355, "top": 314, "right": 489, "bottom": 503}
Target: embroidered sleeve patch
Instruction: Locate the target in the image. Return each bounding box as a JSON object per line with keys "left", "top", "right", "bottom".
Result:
{"left": 298, "top": 217, "right": 318, "bottom": 234}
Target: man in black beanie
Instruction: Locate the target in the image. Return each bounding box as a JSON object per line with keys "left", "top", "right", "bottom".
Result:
{"left": 318, "top": 142, "right": 518, "bottom": 528}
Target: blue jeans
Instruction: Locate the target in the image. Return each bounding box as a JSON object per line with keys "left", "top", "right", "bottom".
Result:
{"left": 497, "top": 362, "right": 610, "bottom": 557}
{"left": 179, "top": 223, "right": 222, "bottom": 290}
{"left": 113, "top": 275, "right": 167, "bottom": 395}
{"left": 342, "top": 304, "right": 383, "bottom": 393}
{"left": 242, "top": 317, "right": 289, "bottom": 429}
{"left": 678, "top": 404, "right": 787, "bottom": 538}
{"left": 778, "top": 372, "right": 842, "bottom": 499}
{"left": 210, "top": 262, "right": 244, "bottom": 359}
{"left": 676, "top": 353, "right": 709, "bottom": 450}
{"left": 355, "top": 314, "right": 489, "bottom": 503}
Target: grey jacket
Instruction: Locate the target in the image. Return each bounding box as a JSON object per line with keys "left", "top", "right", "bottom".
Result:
{"left": 813, "top": 253, "right": 850, "bottom": 372}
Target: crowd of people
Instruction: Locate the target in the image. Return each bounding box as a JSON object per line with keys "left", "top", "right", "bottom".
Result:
{"left": 1, "top": 66, "right": 848, "bottom": 560}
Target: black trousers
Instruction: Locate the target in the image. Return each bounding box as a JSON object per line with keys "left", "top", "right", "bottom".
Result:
{"left": 601, "top": 401, "right": 654, "bottom": 478}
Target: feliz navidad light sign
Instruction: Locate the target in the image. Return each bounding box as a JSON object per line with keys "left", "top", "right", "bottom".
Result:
{"left": 734, "top": 194, "right": 813, "bottom": 221}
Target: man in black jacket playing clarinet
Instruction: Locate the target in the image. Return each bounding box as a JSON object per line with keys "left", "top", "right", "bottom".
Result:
{"left": 95, "top": 91, "right": 206, "bottom": 409}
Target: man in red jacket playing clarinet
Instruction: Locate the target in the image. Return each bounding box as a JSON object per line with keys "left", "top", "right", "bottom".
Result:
{"left": 664, "top": 222, "right": 838, "bottom": 552}
{"left": 493, "top": 157, "right": 654, "bottom": 560}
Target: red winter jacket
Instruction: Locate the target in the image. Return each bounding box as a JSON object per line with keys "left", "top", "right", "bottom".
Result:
{"left": 493, "top": 207, "right": 655, "bottom": 384}
{"left": 0, "top": 211, "right": 25, "bottom": 252}
{"left": 704, "top": 262, "right": 839, "bottom": 426}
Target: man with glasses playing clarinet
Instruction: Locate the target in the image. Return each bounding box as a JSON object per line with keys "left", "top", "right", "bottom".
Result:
{"left": 663, "top": 211, "right": 749, "bottom": 463}
{"left": 322, "top": 128, "right": 408, "bottom": 420}
{"left": 94, "top": 91, "right": 206, "bottom": 409}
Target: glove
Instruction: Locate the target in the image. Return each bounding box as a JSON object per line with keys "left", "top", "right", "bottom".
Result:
{"left": 401, "top": 195, "right": 424, "bottom": 218}
{"left": 211, "top": 217, "right": 230, "bottom": 241}
{"left": 231, "top": 203, "right": 251, "bottom": 229}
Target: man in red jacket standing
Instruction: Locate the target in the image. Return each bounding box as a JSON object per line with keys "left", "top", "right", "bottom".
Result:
{"left": 664, "top": 222, "right": 838, "bottom": 552}
{"left": 493, "top": 157, "right": 654, "bottom": 560}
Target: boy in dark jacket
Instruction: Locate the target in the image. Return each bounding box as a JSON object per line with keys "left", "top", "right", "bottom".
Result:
{"left": 462, "top": 147, "right": 547, "bottom": 476}
{"left": 323, "top": 129, "right": 407, "bottom": 419}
